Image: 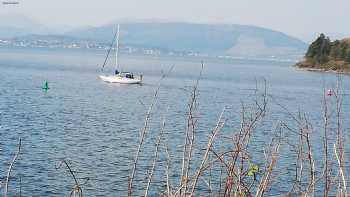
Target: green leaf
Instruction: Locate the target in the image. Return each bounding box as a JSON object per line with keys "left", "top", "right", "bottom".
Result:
{"left": 247, "top": 163, "right": 259, "bottom": 176}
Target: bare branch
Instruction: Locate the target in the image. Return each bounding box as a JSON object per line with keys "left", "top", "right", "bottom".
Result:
{"left": 4, "top": 138, "right": 22, "bottom": 197}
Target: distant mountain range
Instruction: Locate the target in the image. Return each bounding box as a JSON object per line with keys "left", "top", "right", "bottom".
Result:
{"left": 67, "top": 23, "right": 307, "bottom": 58}
{"left": 0, "top": 16, "right": 307, "bottom": 58}
{"left": 0, "top": 14, "right": 72, "bottom": 37}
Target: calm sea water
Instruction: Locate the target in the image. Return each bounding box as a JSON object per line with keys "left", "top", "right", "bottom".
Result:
{"left": 0, "top": 48, "right": 349, "bottom": 196}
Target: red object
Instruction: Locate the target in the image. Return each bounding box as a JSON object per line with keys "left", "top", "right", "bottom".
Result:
{"left": 327, "top": 89, "right": 333, "bottom": 96}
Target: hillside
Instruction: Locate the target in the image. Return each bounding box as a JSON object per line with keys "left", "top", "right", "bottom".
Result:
{"left": 67, "top": 22, "right": 307, "bottom": 58}
{"left": 296, "top": 34, "right": 350, "bottom": 73}
{"left": 0, "top": 15, "right": 52, "bottom": 38}
{"left": 0, "top": 18, "right": 307, "bottom": 59}
{"left": 0, "top": 14, "right": 74, "bottom": 38}
{"left": 342, "top": 38, "right": 350, "bottom": 45}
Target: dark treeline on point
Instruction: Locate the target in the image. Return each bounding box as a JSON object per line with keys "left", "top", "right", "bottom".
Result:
{"left": 305, "top": 33, "right": 350, "bottom": 64}
{"left": 297, "top": 33, "right": 350, "bottom": 72}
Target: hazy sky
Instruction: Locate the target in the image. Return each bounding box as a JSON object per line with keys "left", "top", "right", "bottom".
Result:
{"left": 1, "top": 0, "right": 350, "bottom": 41}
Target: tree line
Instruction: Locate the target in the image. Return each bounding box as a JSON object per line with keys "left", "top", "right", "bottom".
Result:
{"left": 305, "top": 33, "right": 350, "bottom": 64}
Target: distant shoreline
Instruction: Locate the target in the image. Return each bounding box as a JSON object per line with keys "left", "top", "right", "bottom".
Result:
{"left": 0, "top": 46, "right": 298, "bottom": 64}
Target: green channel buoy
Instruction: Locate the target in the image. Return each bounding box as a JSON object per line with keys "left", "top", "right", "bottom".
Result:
{"left": 42, "top": 80, "right": 49, "bottom": 91}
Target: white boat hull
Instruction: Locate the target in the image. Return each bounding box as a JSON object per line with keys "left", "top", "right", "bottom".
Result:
{"left": 99, "top": 75, "right": 142, "bottom": 84}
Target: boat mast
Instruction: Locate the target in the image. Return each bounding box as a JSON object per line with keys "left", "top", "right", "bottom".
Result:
{"left": 115, "top": 24, "right": 120, "bottom": 72}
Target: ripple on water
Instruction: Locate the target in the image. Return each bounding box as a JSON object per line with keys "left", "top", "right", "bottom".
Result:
{"left": 0, "top": 49, "right": 350, "bottom": 195}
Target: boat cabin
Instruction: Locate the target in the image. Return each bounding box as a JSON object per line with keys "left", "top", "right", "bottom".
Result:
{"left": 118, "top": 72, "right": 134, "bottom": 79}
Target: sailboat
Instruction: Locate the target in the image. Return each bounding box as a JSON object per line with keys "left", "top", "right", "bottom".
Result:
{"left": 99, "top": 24, "right": 142, "bottom": 84}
